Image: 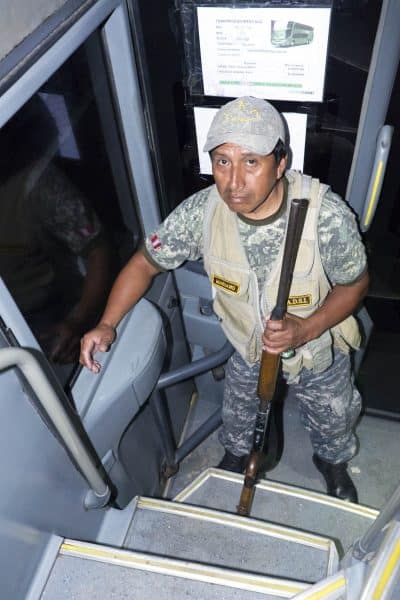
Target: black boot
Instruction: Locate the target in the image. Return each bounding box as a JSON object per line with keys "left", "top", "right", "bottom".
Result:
{"left": 217, "top": 451, "right": 248, "bottom": 473}
{"left": 313, "top": 454, "right": 358, "bottom": 503}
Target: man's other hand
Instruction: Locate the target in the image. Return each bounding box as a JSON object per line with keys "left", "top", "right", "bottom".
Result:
{"left": 79, "top": 323, "right": 116, "bottom": 373}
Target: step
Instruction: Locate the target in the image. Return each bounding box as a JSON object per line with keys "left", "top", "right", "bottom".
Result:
{"left": 123, "top": 497, "right": 338, "bottom": 584}
{"left": 174, "top": 468, "right": 378, "bottom": 557}
{"left": 41, "top": 538, "right": 310, "bottom": 599}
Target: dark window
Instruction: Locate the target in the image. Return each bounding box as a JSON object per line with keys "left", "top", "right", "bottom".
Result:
{"left": 0, "top": 29, "right": 141, "bottom": 385}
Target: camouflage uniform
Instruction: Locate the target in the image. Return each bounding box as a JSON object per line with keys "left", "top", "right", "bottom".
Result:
{"left": 220, "top": 349, "right": 361, "bottom": 463}
{"left": 0, "top": 163, "right": 103, "bottom": 312}
{"left": 31, "top": 163, "right": 102, "bottom": 256}
{"left": 144, "top": 178, "right": 366, "bottom": 464}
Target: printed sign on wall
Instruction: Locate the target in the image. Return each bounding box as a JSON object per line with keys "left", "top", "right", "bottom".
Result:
{"left": 197, "top": 6, "right": 331, "bottom": 102}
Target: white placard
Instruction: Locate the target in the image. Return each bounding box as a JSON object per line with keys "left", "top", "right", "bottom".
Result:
{"left": 194, "top": 106, "right": 307, "bottom": 174}
{"left": 197, "top": 6, "right": 331, "bottom": 102}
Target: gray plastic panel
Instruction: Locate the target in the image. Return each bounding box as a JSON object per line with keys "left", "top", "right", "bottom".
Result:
{"left": 73, "top": 299, "right": 166, "bottom": 456}
{"left": 174, "top": 265, "right": 227, "bottom": 351}
{"left": 346, "top": 0, "right": 400, "bottom": 218}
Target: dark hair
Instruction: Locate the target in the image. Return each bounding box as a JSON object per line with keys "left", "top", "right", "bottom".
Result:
{"left": 0, "top": 94, "right": 57, "bottom": 177}
{"left": 272, "top": 139, "right": 287, "bottom": 164}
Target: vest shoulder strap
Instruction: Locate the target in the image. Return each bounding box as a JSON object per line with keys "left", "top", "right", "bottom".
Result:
{"left": 301, "top": 173, "right": 312, "bottom": 199}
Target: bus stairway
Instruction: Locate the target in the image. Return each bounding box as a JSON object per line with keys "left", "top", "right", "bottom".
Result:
{"left": 40, "top": 499, "right": 333, "bottom": 598}
{"left": 39, "top": 468, "right": 390, "bottom": 599}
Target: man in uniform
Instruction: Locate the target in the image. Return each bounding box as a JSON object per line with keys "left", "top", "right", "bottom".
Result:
{"left": 80, "top": 97, "right": 368, "bottom": 503}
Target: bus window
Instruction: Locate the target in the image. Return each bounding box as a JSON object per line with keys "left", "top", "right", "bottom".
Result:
{"left": 0, "top": 29, "right": 142, "bottom": 386}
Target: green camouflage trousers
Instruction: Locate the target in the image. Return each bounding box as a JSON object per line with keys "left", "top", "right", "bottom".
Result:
{"left": 218, "top": 348, "right": 361, "bottom": 464}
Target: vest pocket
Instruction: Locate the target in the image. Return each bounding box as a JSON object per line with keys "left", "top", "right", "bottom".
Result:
{"left": 208, "top": 258, "right": 251, "bottom": 301}
{"left": 332, "top": 315, "right": 361, "bottom": 351}
{"left": 285, "top": 278, "right": 321, "bottom": 317}
{"left": 214, "top": 294, "right": 260, "bottom": 363}
{"left": 281, "top": 352, "right": 304, "bottom": 382}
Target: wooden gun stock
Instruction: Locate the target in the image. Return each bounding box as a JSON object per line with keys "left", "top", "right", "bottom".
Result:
{"left": 237, "top": 197, "right": 309, "bottom": 516}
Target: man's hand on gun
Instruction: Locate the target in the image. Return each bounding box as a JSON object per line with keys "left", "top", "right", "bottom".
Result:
{"left": 80, "top": 323, "right": 116, "bottom": 373}
{"left": 262, "top": 313, "right": 308, "bottom": 355}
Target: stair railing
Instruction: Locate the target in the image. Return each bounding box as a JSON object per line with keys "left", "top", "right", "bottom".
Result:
{"left": 153, "top": 340, "right": 234, "bottom": 477}
{"left": 350, "top": 483, "right": 400, "bottom": 561}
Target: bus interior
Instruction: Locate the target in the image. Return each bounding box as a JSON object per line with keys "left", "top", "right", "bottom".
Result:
{"left": 0, "top": 0, "right": 400, "bottom": 598}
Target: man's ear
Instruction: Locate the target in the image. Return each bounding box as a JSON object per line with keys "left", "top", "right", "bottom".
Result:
{"left": 277, "top": 155, "right": 288, "bottom": 179}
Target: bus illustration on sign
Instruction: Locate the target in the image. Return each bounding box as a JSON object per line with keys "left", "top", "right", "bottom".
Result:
{"left": 271, "top": 20, "right": 314, "bottom": 47}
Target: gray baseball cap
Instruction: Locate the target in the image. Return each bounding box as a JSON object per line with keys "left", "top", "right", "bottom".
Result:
{"left": 203, "top": 96, "right": 285, "bottom": 155}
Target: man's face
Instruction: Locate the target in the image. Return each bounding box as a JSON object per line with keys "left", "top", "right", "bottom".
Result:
{"left": 211, "top": 143, "right": 287, "bottom": 220}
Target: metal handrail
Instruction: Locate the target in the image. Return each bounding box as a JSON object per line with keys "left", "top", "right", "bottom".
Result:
{"left": 156, "top": 340, "right": 234, "bottom": 391}
{"left": 154, "top": 341, "right": 235, "bottom": 475}
{"left": 0, "top": 347, "right": 111, "bottom": 509}
{"left": 352, "top": 484, "right": 400, "bottom": 560}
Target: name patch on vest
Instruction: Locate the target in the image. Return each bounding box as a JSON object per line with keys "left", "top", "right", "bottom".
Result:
{"left": 288, "top": 294, "right": 312, "bottom": 307}
{"left": 212, "top": 275, "right": 240, "bottom": 295}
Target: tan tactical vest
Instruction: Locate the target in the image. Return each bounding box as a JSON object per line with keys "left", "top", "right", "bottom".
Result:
{"left": 203, "top": 170, "right": 361, "bottom": 379}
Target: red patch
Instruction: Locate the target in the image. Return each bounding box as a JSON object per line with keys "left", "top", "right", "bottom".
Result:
{"left": 151, "top": 234, "right": 162, "bottom": 250}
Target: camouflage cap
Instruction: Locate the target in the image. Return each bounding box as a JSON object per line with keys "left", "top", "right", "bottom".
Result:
{"left": 203, "top": 96, "right": 285, "bottom": 155}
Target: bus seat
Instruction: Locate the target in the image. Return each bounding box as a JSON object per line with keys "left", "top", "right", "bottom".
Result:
{"left": 75, "top": 298, "right": 166, "bottom": 462}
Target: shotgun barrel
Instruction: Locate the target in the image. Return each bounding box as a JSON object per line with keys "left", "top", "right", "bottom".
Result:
{"left": 237, "top": 197, "right": 309, "bottom": 516}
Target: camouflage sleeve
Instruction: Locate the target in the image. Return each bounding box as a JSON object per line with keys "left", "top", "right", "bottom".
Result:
{"left": 144, "top": 186, "right": 212, "bottom": 270}
{"left": 318, "top": 190, "right": 367, "bottom": 285}
{"left": 33, "top": 164, "right": 102, "bottom": 255}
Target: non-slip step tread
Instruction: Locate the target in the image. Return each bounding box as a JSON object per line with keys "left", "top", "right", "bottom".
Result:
{"left": 174, "top": 469, "right": 377, "bottom": 556}
{"left": 40, "top": 540, "right": 309, "bottom": 599}
{"left": 124, "top": 498, "right": 336, "bottom": 583}
{"left": 41, "top": 555, "right": 278, "bottom": 600}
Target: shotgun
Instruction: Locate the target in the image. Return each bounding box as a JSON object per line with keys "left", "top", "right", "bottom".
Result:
{"left": 237, "top": 197, "right": 309, "bottom": 516}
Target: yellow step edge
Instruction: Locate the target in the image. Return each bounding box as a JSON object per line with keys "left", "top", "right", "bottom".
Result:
{"left": 137, "top": 496, "right": 333, "bottom": 551}
{"left": 174, "top": 468, "right": 378, "bottom": 519}
{"left": 60, "top": 540, "right": 308, "bottom": 597}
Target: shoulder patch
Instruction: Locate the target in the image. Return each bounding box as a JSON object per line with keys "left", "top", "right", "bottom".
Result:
{"left": 150, "top": 234, "right": 162, "bottom": 250}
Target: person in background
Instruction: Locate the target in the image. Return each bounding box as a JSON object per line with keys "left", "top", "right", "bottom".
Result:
{"left": 0, "top": 94, "right": 112, "bottom": 364}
